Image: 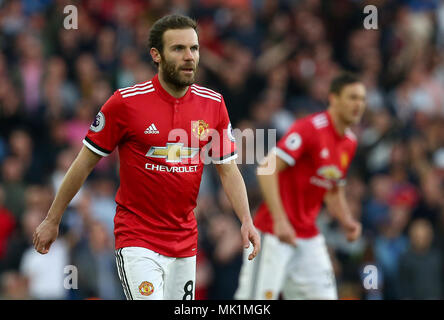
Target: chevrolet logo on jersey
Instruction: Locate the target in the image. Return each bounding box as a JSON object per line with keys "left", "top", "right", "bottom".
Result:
{"left": 317, "top": 165, "right": 342, "bottom": 180}
{"left": 146, "top": 143, "right": 199, "bottom": 162}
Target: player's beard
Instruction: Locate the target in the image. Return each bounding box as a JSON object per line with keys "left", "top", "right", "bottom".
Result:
{"left": 345, "top": 109, "right": 363, "bottom": 126}
{"left": 161, "top": 55, "right": 197, "bottom": 90}
{"left": 338, "top": 102, "right": 363, "bottom": 126}
{"left": 340, "top": 114, "right": 356, "bottom": 127}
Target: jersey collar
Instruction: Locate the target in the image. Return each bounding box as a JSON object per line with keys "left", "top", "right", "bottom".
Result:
{"left": 152, "top": 74, "right": 192, "bottom": 104}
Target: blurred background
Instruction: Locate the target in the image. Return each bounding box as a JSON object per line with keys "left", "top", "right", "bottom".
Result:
{"left": 1, "top": 0, "right": 444, "bottom": 300}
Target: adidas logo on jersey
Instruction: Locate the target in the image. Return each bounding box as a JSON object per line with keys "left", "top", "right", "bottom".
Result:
{"left": 320, "top": 148, "right": 329, "bottom": 159}
{"left": 144, "top": 123, "right": 159, "bottom": 134}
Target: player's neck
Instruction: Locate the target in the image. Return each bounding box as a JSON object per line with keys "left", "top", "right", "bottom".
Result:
{"left": 327, "top": 108, "right": 347, "bottom": 136}
{"left": 158, "top": 72, "right": 189, "bottom": 98}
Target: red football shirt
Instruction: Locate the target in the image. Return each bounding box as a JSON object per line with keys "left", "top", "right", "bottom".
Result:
{"left": 254, "top": 111, "right": 357, "bottom": 238}
{"left": 83, "top": 74, "right": 237, "bottom": 257}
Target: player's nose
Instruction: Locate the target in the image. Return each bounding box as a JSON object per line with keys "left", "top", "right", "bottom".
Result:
{"left": 183, "top": 48, "right": 194, "bottom": 61}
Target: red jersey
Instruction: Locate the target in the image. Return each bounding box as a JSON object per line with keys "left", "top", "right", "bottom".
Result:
{"left": 254, "top": 111, "right": 357, "bottom": 238}
{"left": 83, "top": 74, "right": 237, "bottom": 257}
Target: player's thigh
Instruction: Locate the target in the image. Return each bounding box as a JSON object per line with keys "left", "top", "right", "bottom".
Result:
{"left": 115, "top": 246, "right": 169, "bottom": 300}
{"left": 235, "top": 232, "right": 293, "bottom": 300}
{"left": 282, "top": 235, "right": 337, "bottom": 300}
{"left": 164, "top": 255, "right": 196, "bottom": 300}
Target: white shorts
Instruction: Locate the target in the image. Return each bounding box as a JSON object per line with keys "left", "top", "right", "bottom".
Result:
{"left": 235, "top": 232, "right": 337, "bottom": 300}
{"left": 115, "top": 246, "right": 196, "bottom": 300}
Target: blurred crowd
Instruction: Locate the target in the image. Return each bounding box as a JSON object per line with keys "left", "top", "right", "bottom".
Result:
{"left": 1, "top": 0, "right": 444, "bottom": 300}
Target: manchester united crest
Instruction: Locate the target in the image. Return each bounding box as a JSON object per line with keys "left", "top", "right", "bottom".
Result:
{"left": 264, "top": 290, "right": 273, "bottom": 299}
{"left": 192, "top": 120, "right": 209, "bottom": 140}
{"left": 139, "top": 281, "right": 154, "bottom": 296}
{"left": 340, "top": 152, "right": 349, "bottom": 169}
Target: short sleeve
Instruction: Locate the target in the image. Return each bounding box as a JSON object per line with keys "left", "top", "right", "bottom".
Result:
{"left": 273, "top": 120, "right": 314, "bottom": 166}
{"left": 83, "top": 91, "right": 127, "bottom": 157}
{"left": 210, "top": 97, "right": 238, "bottom": 164}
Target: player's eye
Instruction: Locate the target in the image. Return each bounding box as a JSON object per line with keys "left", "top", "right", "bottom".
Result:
{"left": 349, "top": 94, "right": 359, "bottom": 101}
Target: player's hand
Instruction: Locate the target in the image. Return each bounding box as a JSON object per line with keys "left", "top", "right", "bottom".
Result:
{"left": 274, "top": 218, "right": 297, "bottom": 246}
{"left": 343, "top": 220, "right": 361, "bottom": 242}
{"left": 240, "top": 221, "right": 261, "bottom": 260}
{"left": 33, "top": 218, "right": 59, "bottom": 254}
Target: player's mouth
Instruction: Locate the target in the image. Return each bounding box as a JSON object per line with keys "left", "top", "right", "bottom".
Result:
{"left": 180, "top": 68, "right": 194, "bottom": 75}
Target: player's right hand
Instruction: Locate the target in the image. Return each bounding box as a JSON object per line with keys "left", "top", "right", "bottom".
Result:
{"left": 33, "top": 218, "right": 59, "bottom": 254}
{"left": 344, "top": 220, "right": 362, "bottom": 242}
{"left": 241, "top": 221, "right": 261, "bottom": 260}
{"left": 274, "top": 218, "right": 297, "bottom": 246}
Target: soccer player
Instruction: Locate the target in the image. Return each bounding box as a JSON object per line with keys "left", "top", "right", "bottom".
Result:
{"left": 235, "top": 73, "right": 366, "bottom": 300}
{"left": 33, "top": 15, "right": 260, "bottom": 300}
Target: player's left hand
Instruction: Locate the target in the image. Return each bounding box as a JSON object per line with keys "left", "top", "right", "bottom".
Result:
{"left": 240, "top": 221, "right": 261, "bottom": 260}
{"left": 343, "top": 220, "right": 362, "bottom": 242}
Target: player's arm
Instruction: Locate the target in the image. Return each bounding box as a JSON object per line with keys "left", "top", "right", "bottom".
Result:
{"left": 33, "top": 146, "right": 102, "bottom": 254}
{"left": 214, "top": 160, "right": 260, "bottom": 260}
{"left": 324, "top": 185, "right": 361, "bottom": 242}
{"left": 256, "top": 151, "right": 297, "bottom": 246}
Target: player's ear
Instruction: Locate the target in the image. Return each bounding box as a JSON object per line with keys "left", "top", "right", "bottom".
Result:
{"left": 150, "top": 48, "right": 162, "bottom": 65}
{"left": 328, "top": 92, "right": 338, "bottom": 106}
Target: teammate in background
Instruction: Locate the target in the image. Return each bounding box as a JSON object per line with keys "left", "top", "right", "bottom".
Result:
{"left": 235, "top": 73, "right": 366, "bottom": 300}
{"left": 33, "top": 14, "right": 260, "bottom": 300}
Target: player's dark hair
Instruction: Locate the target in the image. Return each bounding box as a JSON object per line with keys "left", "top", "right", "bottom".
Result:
{"left": 148, "top": 14, "right": 198, "bottom": 67}
{"left": 329, "top": 72, "right": 361, "bottom": 95}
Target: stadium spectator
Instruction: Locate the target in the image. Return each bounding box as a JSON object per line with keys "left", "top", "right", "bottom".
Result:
{"left": 397, "top": 219, "right": 443, "bottom": 299}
